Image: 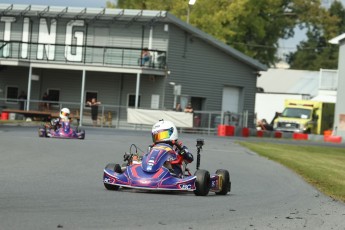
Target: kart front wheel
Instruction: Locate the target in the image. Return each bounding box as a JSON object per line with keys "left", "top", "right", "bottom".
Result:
{"left": 104, "top": 163, "right": 119, "bottom": 191}
{"left": 38, "top": 129, "right": 44, "bottom": 137}
{"left": 76, "top": 128, "right": 85, "bottom": 139}
{"left": 38, "top": 126, "right": 46, "bottom": 137}
{"left": 215, "top": 169, "right": 231, "bottom": 195}
{"left": 194, "top": 169, "right": 210, "bottom": 196}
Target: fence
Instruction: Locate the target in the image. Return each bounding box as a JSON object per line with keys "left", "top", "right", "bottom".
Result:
{"left": 0, "top": 41, "right": 167, "bottom": 70}
{"left": 0, "top": 98, "right": 252, "bottom": 135}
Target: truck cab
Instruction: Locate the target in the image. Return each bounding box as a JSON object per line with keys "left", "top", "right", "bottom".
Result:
{"left": 273, "top": 99, "right": 334, "bottom": 134}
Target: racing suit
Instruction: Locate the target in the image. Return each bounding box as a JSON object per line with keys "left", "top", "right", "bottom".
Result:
{"left": 150, "top": 141, "right": 193, "bottom": 177}
{"left": 50, "top": 118, "right": 61, "bottom": 131}
{"left": 50, "top": 117, "right": 69, "bottom": 130}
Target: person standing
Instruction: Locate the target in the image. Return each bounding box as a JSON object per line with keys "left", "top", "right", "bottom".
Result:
{"left": 18, "top": 91, "right": 27, "bottom": 110}
{"left": 140, "top": 48, "right": 151, "bottom": 66}
{"left": 86, "top": 98, "right": 101, "bottom": 127}
{"left": 41, "top": 92, "right": 50, "bottom": 111}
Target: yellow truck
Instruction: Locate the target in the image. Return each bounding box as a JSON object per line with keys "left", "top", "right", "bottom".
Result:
{"left": 273, "top": 99, "right": 335, "bottom": 134}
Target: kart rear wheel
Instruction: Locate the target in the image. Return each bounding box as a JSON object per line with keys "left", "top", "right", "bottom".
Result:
{"left": 38, "top": 126, "right": 46, "bottom": 137}
{"left": 194, "top": 169, "right": 210, "bottom": 196}
{"left": 104, "top": 163, "right": 119, "bottom": 191}
{"left": 215, "top": 169, "right": 231, "bottom": 195}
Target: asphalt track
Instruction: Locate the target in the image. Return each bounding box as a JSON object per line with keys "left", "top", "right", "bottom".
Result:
{"left": 0, "top": 125, "right": 344, "bottom": 230}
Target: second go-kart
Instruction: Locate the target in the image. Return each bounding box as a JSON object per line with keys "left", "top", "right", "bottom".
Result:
{"left": 103, "top": 139, "right": 231, "bottom": 196}
{"left": 38, "top": 120, "right": 85, "bottom": 139}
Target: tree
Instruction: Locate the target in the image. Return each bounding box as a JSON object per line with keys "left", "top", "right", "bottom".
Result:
{"left": 286, "top": 1, "right": 344, "bottom": 70}
{"left": 107, "top": 0, "right": 341, "bottom": 68}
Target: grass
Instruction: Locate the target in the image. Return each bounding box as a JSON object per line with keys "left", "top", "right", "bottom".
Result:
{"left": 239, "top": 142, "right": 345, "bottom": 203}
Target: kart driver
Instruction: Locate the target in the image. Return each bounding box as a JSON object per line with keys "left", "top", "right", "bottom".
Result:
{"left": 150, "top": 120, "right": 193, "bottom": 177}
{"left": 51, "top": 107, "right": 70, "bottom": 130}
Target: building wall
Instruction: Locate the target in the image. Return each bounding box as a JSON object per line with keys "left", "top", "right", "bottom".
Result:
{"left": 334, "top": 41, "right": 345, "bottom": 139}
{"left": 0, "top": 66, "right": 32, "bottom": 109}
{"left": 0, "top": 16, "right": 169, "bottom": 66}
{"left": 0, "top": 10, "right": 261, "bottom": 128}
{"left": 167, "top": 24, "right": 258, "bottom": 116}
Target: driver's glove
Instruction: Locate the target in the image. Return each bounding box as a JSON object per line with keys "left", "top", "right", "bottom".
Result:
{"left": 180, "top": 146, "right": 193, "bottom": 163}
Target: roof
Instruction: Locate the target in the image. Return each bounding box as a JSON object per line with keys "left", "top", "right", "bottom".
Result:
{"left": 311, "top": 94, "right": 336, "bottom": 103}
{"left": 257, "top": 69, "right": 320, "bottom": 97}
{"left": 165, "top": 13, "right": 267, "bottom": 71}
{"left": 0, "top": 3, "right": 267, "bottom": 71}
{"left": 329, "top": 33, "right": 345, "bottom": 45}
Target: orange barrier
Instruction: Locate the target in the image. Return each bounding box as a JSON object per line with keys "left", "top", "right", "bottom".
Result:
{"left": 1, "top": 112, "right": 9, "bottom": 120}
{"left": 324, "top": 135, "right": 342, "bottom": 143}
{"left": 324, "top": 130, "right": 332, "bottom": 137}
{"left": 292, "top": 133, "right": 308, "bottom": 140}
{"left": 217, "top": 125, "right": 235, "bottom": 136}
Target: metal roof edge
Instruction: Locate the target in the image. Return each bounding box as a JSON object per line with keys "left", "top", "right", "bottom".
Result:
{"left": 166, "top": 13, "right": 267, "bottom": 71}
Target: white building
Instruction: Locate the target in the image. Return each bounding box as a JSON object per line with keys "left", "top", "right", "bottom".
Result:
{"left": 256, "top": 68, "right": 338, "bottom": 123}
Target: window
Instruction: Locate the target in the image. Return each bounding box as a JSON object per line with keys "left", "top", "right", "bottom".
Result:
{"left": 6, "top": 86, "right": 18, "bottom": 103}
{"left": 47, "top": 89, "right": 60, "bottom": 106}
{"left": 128, "top": 94, "right": 141, "bottom": 107}
{"left": 85, "top": 91, "right": 98, "bottom": 107}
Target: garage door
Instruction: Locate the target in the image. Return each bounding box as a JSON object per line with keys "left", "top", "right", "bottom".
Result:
{"left": 222, "top": 86, "right": 240, "bottom": 113}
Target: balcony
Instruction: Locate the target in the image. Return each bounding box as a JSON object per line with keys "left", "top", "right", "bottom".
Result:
{"left": 0, "top": 40, "right": 167, "bottom": 70}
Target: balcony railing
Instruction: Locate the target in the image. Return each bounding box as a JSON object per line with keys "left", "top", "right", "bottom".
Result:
{"left": 0, "top": 40, "right": 167, "bottom": 70}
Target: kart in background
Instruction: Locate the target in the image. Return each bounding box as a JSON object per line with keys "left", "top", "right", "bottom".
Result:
{"left": 38, "top": 120, "right": 85, "bottom": 139}
{"left": 103, "top": 139, "right": 231, "bottom": 196}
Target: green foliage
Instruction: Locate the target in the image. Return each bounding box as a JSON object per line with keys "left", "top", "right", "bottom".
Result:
{"left": 106, "top": 0, "right": 344, "bottom": 69}
{"left": 287, "top": 1, "right": 344, "bottom": 70}
{"left": 239, "top": 142, "right": 345, "bottom": 202}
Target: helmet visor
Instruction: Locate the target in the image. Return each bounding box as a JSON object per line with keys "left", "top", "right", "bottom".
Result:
{"left": 61, "top": 111, "right": 70, "bottom": 117}
{"left": 152, "top": 128, "right": 173, "bottom": 142}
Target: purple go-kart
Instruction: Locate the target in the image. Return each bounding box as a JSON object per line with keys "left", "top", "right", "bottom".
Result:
{"left": 103, "top": 139, "right": 231, "bottom": 196}
{"left": 38, "top": 120, "right": 85, "bottom": 139}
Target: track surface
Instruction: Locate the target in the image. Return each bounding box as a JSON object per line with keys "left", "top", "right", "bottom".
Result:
{"left": 0, "top": 126, "right": 344, "bottom": 230}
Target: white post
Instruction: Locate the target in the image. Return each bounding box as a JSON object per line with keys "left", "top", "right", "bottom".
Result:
{"left": 79, "top": 69, "right": 86, "bottom": 126}
{"left": 148, "top": 26, "right": 153, "bottom": 49}
{"left": 135, "top": 72, "right": 141, "bottom": 108}
{"left": 26, "top": 65, "right": 32, "bottom": 111}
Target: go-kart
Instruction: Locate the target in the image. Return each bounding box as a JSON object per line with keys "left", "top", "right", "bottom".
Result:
{"left": 103, "top": 139, "right": 231, "bottom": 196}
{"left": 38, "top": 120, "right": 85, "bottom": 139}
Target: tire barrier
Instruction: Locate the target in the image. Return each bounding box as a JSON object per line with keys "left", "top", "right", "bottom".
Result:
{"left": 1, "top": 112, "right": 9, "bottom": 120}
{"left": 242, "top": 127, "right": 250, "bottom": 137}
{"left": 292, "top": 133, "right": 309, "bottom": 140}
{"left": 324, "top": 135, "right": 342, "bottom": 143}
{"left": 217, "top": 125, "right": 235, "bottom": 136}
{"left": 274, "top": 131, "right": 282, "bottom": 138}
{"left": 216, "top": 126, "right": 343, "bottom": 144}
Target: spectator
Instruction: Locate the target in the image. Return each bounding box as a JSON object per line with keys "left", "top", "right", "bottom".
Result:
{"left": 140, "top": 48, "right": 151, "bottom": 66}
{"left": 86, "top": 98, "right": 101, "bottom": 127}
{"left": 184, "top": 102, "right": 193, "bottom": 113}
{"left": 41, "top": 92, "right": 50, "bottom": 111}
{"left": 257, "top": 119, "right": 274, "bottom": 131}
{"left": 18, "top": 91, "right": 27, "bottom": 110}
{"left": 174, "top": 103, "right": 182, "bottom": 112}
